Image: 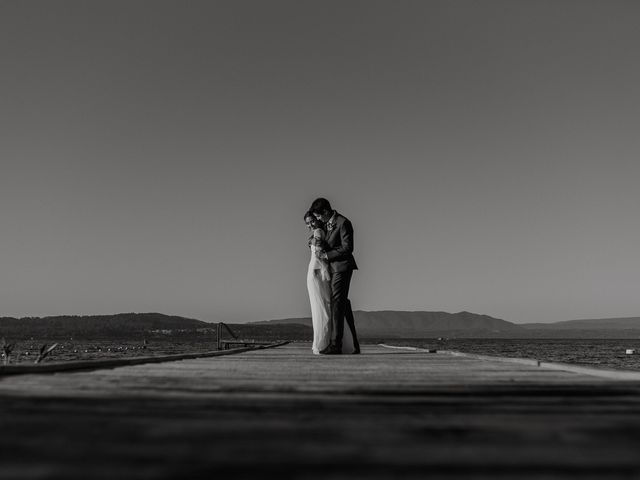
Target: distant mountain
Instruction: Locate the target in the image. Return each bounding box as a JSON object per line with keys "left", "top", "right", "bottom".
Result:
{"left": 523, "top": 317, "right": 640, "bottom": 330}
{"left": 5, "top": 311, "right": 640, "bottom": 341}
{"left": 519, "top": 317, "right": 640, "bottom": 337}
{"left": 0, "top": 313, "right": 209, "bottom": 338}
{"left": 0, "top": 312, "right": 314, "bottom": 341}
{"left": 256, "top": 310, "right": 526, "bottom": 338}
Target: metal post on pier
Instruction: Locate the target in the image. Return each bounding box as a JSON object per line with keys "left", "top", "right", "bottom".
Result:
{"left": 217, "top": 322, "right": 238, "bottom": 350}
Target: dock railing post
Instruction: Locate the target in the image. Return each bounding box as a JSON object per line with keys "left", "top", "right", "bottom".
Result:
{"left": 217, "top": 322, "right": 238, "bottom": 350}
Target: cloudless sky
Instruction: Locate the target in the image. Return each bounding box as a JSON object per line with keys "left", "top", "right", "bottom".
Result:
{"left": 1, "top": 1, "right": 639, "bottom": 323}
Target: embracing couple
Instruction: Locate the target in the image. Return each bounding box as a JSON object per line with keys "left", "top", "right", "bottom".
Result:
{"left": 304, "top": 197, "right": 360, "bottom": 355}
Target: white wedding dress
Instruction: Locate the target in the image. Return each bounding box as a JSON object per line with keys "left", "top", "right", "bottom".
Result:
{"left": 307, "top": 228, "right": 355, "bottom": 354}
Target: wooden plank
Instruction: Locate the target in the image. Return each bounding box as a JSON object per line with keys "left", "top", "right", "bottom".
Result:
{"left": 1, "top": 343, "right": 621, "bottom": 398}
{"left": 1, "top": 342, "right": 640, "bottom": 479}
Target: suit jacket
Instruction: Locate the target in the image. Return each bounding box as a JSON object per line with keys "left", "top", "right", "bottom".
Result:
{"left": 323, "top": 212, "right": 358, "bottom": 273}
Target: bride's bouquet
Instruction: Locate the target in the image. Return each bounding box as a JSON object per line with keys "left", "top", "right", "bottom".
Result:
{"left": 311, "top": 229, "right": 332, "bottom": 282}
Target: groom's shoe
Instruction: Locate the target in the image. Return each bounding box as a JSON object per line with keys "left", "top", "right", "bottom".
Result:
{"left": 320, "top": 344, "right": 341, "bottom": 355}
{"left": 352, "top": 346, "right": 361, "bottom": 354}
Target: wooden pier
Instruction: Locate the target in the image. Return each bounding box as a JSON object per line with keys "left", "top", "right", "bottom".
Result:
{"left": 2, "top": 342, "right": 640, "bottom": 479}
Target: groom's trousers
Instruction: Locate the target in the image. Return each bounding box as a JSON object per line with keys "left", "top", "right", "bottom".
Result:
{"left": 330, "top": 270, "right": 360, "bottom": 349}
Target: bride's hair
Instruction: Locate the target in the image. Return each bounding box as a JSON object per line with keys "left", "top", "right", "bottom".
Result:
{"left": 303, "top": 210, "right": 314, "bottom": 221}
{"left": 310, "top": 197, "right": 332, "bottom": 215}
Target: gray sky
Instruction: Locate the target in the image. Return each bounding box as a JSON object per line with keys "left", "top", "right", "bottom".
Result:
{"left": 1, "top": 1, "right": 639, "bottom": 324}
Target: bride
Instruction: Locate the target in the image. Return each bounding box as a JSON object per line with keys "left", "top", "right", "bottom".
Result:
{"left": 304, "top": 211, "right": 355, "bottom": 354}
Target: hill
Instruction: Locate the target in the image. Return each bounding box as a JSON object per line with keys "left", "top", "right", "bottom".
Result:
{"left": 523, "top": 317, "right": 640, "bottom": 330}
{"left": 0, "top": 313, "right": 315, "bottom": 341}
{"left": 5, "top": 312, "right": 640, "bottom": 341}
{"left": 520, "top": 317, "right": 640, "bottom": 338}
{"left": 0, "top": 313, "right": 208, "bottom": 339}
{"left": 256, "top": 310, "right": 525, "bottom": 338}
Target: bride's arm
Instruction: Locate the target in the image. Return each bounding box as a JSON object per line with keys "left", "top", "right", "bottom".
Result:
{"left": 313, "top": 228, "right": 325, "bottom": 245}
{"left": 312, "top": 228, "right": 328, "bottom": 256}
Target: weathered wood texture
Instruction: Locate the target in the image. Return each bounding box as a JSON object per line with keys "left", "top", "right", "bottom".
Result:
{"left": 2, "top": 342, "right": 640, "bottom": 479}
{"left": 0, "top": 342, "right": 287, "bottom": 376}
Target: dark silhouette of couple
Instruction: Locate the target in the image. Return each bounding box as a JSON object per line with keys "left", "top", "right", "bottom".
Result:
{"left": 304, "top": 198, "right": 360, "bottom": 355}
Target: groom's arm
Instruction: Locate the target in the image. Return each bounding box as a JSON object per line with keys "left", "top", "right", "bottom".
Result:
{"left": 325, "top": 219, "right": 354, "bottom": 262}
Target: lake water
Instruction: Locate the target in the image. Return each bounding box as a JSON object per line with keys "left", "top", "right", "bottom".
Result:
{"left": 4, "top": 337, "right": 640, "bottom": 371}
{"left": 387, "top": 338, "right": 640, "bottom": 371}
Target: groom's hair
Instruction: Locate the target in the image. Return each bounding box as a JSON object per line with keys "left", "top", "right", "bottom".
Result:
{"left": 310, "top": 197, "right": 332, "bottom": 215}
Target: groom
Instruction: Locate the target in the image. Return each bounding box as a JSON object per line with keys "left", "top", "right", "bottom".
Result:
{"left": 310, "top": 197, "right": 361, "bottom": 355}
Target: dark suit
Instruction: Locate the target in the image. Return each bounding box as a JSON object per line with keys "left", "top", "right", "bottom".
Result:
{"left": 323, "top": 212, "right": 360, "bottom": 351}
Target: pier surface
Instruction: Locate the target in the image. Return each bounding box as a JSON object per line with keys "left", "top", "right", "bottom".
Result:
{"left": 2, "top": 342, "right": 640, "bottom": 479}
